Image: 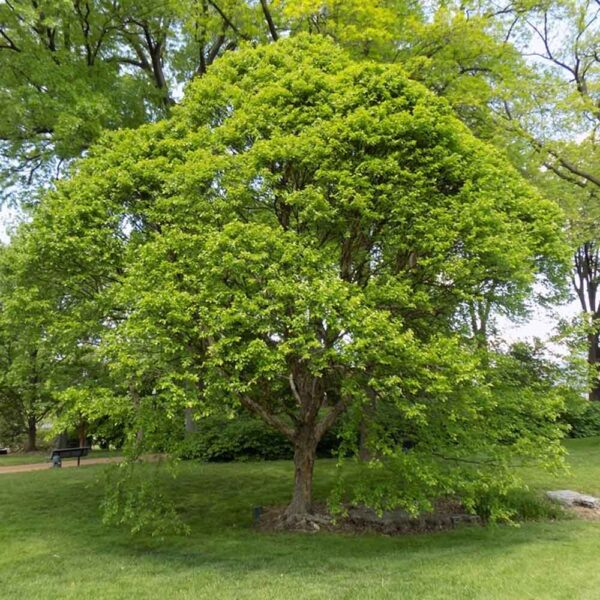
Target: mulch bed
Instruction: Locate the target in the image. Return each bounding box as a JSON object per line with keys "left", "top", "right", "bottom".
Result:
{"left": 570, "top": 506, "right": 600, "bottom": 521}
{"left": 256, "top": 499, "right": 482, "bottom": 535}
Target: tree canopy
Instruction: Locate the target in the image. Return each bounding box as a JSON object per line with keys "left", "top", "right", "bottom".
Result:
{"left": 14, "top": 34, "right": 570, "bottom": 521}
{"left": 0, "top": 0, "right": 533, "bottom": 203}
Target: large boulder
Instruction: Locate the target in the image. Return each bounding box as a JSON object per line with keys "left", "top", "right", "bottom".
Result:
{"left": 546, "top": 490, "right": 600, "bottom": 509}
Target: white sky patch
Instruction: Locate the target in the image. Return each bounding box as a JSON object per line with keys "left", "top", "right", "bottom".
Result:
{"left": 496, "top": 299, "right": 580, "bottom": 355}
{"left": 0, "top": 205, "right": 20, "bottom": 244}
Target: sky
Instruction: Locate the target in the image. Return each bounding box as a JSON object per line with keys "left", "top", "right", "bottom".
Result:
{"left": 498, "top": 300, "right": 580, "bottom": 349}
{"left": 0, "top": 205, "right": 18, "bottom": 244}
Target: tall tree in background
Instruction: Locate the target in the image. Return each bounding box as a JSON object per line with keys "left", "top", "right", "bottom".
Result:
{"left": 0, "top": 0, "right": 258, "bottom": 197}
{"left": 490, "top": 0, "right": 600, "bottom": 394}
{"left": 0, "top": 222, "right": 114, "bottom": 449}
{"left": 0, "top": 239, "right": 59, "bottom": 450}
{"left": 0, "top": 0, "right": 534, "bottom": 202}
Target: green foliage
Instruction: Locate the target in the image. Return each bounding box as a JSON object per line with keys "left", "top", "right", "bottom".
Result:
{"left": 472, "top": 488, "right": 565, "bottom": 524}
{"left": 177, "top": 414, "right": 340, "bottom": 462}
{"left": 178, "top": 415, "right": 293, "bottom": 462}
{"left": 0, "top": 0, "right": 544, "bottom": 205}
{"left": 0, "top": 226, "right": 118, "bottom": 450}
{"left": 333, "top": 340, "right": 573, "bottom": 521}
{"left": 0, "top": 239, "right": 61, "bottom": 448}
{"left": 11, "top": 34, "right": 569, "bottom": 521}
{"left": 100, "top": 460, "right": 191, "bottom": 538}
{"left": 564, "top": 403, "right": 600, "bottom": 439}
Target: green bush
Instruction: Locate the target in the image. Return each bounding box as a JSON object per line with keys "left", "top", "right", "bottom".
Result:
{"left": 565, "top": 402, "right": 600, "bottom": 438}
{"left": 177, "top": 414, "right": 340, "bottom": 462}
{"left": 502, "top": 489, "right": 566, "bottom": 521}
{"left": 472, "top": 488, "right": 565, "bottom": 523}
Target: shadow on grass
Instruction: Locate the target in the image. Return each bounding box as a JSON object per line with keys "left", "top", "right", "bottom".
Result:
{"left": 0, "top": 458, "right": 589, "bottom": 583}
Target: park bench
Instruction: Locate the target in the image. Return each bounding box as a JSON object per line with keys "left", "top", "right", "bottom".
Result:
{"left": 0, "top": 448, "right": 8, "bottom": 455}
{"left": 49, "top": 447, "right": 90, "bottom": 468}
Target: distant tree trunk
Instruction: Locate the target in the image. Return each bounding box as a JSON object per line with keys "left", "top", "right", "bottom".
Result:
{"left": 184, "top": 407, "right": 198, "bottom": 434}
{"left": 25, "top": 417, "right": 37, "bottom": 452}
{"left": 588, "top": 327, "right": 600, "bottom": 401}
{"left": 468, "top": 296, "right": 492, "bottom": 351}
{"left": 78, "top": 419, "right": 87, "bottom": 447}
{"left": 358, "top": 418, "right": 371, "bottom": 461}
{"left": 129, "top": 384, "right": 144, "bottom": 448}
{"left": 572, "top": 243, "right": 600, "bottom": 401}
{"left": 55, "top": 431, "right": 69, "bottom": 449}
{"left": 358, "top": 390, "right": 377, "bottom": 461}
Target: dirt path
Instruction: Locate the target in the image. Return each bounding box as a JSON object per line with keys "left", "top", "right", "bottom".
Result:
{"left": 0, "top": 456, "right": 124, "bottom": 474}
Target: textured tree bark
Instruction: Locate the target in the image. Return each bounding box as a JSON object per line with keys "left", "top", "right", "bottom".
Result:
{"left": 285, "top": 431, "right": 318, "bottom": 518}
{"left": 240, "top": 370, "right": 347, "bottom": 520}
{"left": 78, "top": 419, "right": 87, "bottom": 447}
{"left": 26, "top": 417, "right": 37, "bottom": 452}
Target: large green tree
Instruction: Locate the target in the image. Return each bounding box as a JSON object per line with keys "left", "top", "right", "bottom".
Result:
{"left": 0, "top": 220, "right": 114, "bottom": 449}
{"left": 26, "top": 35, "right": 567, "bottom": 519}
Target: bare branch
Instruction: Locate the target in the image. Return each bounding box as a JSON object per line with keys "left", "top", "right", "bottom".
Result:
{"left": 0, "top": 28, "right": 20, "bottom": 52}
{"left": 260, "top": 0, "right": 279, "bottom": 42}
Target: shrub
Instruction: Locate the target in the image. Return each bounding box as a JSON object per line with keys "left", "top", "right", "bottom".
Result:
{"left": 565, "top": 401, "right": 600, "bottom": 438}
{"left": 471, "top": 488, "right": 565, "bottom": 523}
{"left": 177, "top": 414, "right": 340, "bottom": 462}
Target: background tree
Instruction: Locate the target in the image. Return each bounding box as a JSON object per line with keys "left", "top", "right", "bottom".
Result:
{"left": 0, "top": 239, "right": 59, "bottom": 450}
{"left": 488, "top": 0, "right": 600, "bottom": 397}
{"left": 0, "top": 214, "right": 116, "bottom": 449}
{"left": 0, "top": 1, "right": 541, "bottom": 203}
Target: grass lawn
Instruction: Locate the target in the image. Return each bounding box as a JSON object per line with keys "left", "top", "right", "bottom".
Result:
{"left": 1, "top": 438, "right": 600, "bottom": 600}
{"left": 0, "top": 449, "right": 122, "bottom": 467}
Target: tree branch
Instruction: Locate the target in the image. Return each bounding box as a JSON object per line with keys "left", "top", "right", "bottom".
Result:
{"left": 240, "top": 395, "right": 295, "bottom": 441}
{"left": 0, "top": 28, "right": 20, "bottom": 52}
{"left": 315, "top": 398, "right": 347, "bottom": 441}
{"left": 260, "top": 0, "right": 279, "bottom": 41}
{"left": 208, "top": 0, "right": 250, "bottom": 40}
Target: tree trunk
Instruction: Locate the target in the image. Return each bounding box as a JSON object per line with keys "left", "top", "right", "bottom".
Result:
{"left": 129, "top": 384, "right": 144, "bottom": 448}
{"left": 184, "top": 407, "right": 198, "bottom": 434}
{"left": 25, "top": 418, "right": 37, "bottom": 452}
{"left": 78, "top": 419, "right": 87, "bottom": 447}
{"left": 285, "top": 431, "right": 318, "bottom": 518}
{"left": 589, "top": 330, "right": 600, "bottom": 401}
{"left": 55, "top": 431, "right": 69, "bottom": 449}
{"left": 358, "top": 418, "right": 371, "bottom": 461}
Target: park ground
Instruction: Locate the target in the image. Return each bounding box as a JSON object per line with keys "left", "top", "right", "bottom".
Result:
{"left": 1, "top": 439, "right": 600, "bottom": 599}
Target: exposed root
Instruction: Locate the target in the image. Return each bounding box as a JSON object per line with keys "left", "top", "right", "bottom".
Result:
{"left": 257, "top": 501, "right": 482, "bottom": 535}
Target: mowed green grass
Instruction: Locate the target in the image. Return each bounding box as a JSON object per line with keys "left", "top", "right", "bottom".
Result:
{"left": 0, "top": 449, "right": 121, "bottom": 467}
{"left": 1, "top": 438, "right": 600, "bottom": 600}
